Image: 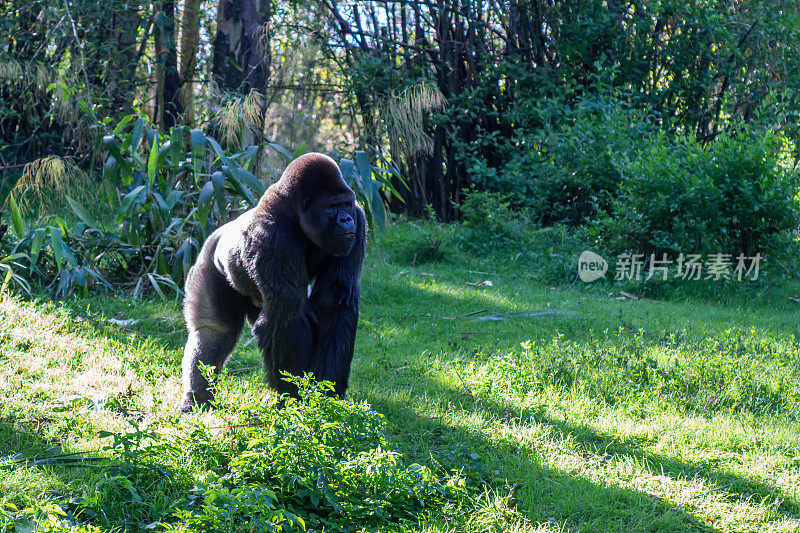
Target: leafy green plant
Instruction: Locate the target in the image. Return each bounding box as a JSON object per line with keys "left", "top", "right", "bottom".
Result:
{"left": 596, "top": 129, "right": 800, "bottom": 257}
{"left": 92, "top": 116, "right": 268, "bottom": 293}
{"left": 2, "top": 375, "right": 471, "bottom": 532}
{"left": 178, "top": 374, "right": 467, "bottom": 531}
{"left": 458, "top": 190, "right": 533, "bottom": 253}
{"left": 1, "top": 114, "right": 402, "bottom": 299}
{"left": 339, "top": 149, "right": 406, "bottom": 230}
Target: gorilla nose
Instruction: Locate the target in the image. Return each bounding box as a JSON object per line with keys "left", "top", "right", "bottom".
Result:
{"left": 338, "top": 213, "right": 355, "bottom": 232}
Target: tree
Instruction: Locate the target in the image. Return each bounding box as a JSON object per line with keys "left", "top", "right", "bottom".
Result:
{"left": 212, "top": 0, "right": 271, "bottom": 93}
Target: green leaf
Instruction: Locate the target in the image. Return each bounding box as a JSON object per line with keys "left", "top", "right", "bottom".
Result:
{"left": 198, "top": 181, "right": 214, "bottom": 205}
{"left": 112, "top": 114, "right": 134, "bottom": 135}
{"left": 30, "top": 228, "right": 46, "bottom": 271}
{"left": 49, "top": 226, "right": 64, "bottom": 271}
{"left": 7, "top": 192, "right": 24, "bottom": 238}
{"left": 120, "top": 185, "right": 147, "bottom": 215}
{"left": 147, "top": 130, "right": 159, "bottom": 185}
{"left": 339, "top": 158, "right": 355, "bottom": 187}
{"left": 184, "top": 239, "right": 195, "bottom": 277}
{"left": 206, "top": 136, "right": 226, "bottom": 160}
{"left": 170, "top": 126, "right": 184, "bottom": 176}
{"left": 211, "top": 171, "right": 227, "bottom": 216}
{"left": 103, "top": 154, "right": 120, "bottom": 191}
{"left": 190, "top": 129, "right": 206, "bottom": 187}
{"left": 1, "top": 268, "right": 13, "bottom": 296}
{"left": 152, "top": 191, "right": 169, "bottom": 212}
{"left": 371, "top": 181, "right": 386, "bottom": 229}
{"left": 133, "top": 278, "right": 144, "bottom": 299}
{"left": 354, "top": 150, "right": 374, "bottom": 215}
{"left": 49, "top": 227, "right": 77, "bottom": 268}
{"left": 242, "top": 145, "right": 259, "bottom": 171}
{"left": 131, "top": 118, "right": 144, "bottom": 150}
{"left": 165, "top": 189, "right": 184, "bottom": 210}
{"left": 355, "top": 151, "right": 373, "bottom": 187}
{"left": 147, "top": 273, "right": 166, "bottom": 300}
{"left": 102, "top": 135, "right": 130, "bottom": 174}
{"left": 66, "top": 196, "right": 94, "bottom": 228}
{"left": 264, "top": 138, "right": 293, "bottom": 160}
{"left": 222, "top": 166, "right": 256, "bottom": 206}
{"left": 237, "top": 167, "right": 266, "bottom": 196}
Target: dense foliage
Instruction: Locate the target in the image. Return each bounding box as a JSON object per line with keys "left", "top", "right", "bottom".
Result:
{"left": 0, "top": 375, "right": 471, "bottom": 532}
{"left": 0, "top": 114, "right": 391, "bottom": 298}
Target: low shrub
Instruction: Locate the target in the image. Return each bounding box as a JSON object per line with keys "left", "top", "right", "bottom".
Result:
{"left": 596, "top": 129, "right": 800, "bottom": 257}
{"left": 458, "top": 190, "right": 532, "bottom": 252}
{"left": 3, "top": 376, "right": 472, "bottom": 532}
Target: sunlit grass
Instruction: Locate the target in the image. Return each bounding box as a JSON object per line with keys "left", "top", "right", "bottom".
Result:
{"left": 1, "top": 220, "right": 800, "bottom": 531}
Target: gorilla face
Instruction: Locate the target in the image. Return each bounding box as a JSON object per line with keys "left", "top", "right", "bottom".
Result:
{"left": 301, "top": 191, "right": 358, "bottom": 257}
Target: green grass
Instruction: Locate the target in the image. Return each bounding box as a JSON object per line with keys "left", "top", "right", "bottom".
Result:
{"left": 2, "top": 220, "right": 800, "bottom": 532}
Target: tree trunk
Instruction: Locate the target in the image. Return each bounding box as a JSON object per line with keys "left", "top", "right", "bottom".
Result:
{"left": 178, "top": 0, "right": 201, "bottom": 125}
{"left": 212, "top": 0, "right": 270, "bottom": 93}
{"left": 153, "top": 0, "right": 182, "bottom": 130}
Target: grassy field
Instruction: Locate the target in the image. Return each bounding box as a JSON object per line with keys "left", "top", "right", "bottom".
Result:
{"left": 1, "top": 221, "right": 800, "bottom": 532}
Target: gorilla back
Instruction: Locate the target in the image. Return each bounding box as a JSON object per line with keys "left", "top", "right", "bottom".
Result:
{"left": 180, "top": 153, "right": 366, "bottom": 412}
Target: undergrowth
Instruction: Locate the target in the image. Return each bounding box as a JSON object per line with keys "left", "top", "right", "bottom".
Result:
{"left": 0, "top": 375, "right": 475, "bottom": 532}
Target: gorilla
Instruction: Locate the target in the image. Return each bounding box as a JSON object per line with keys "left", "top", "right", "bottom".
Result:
{"left": 180, "top": 153, "right": 366, "bottom": 412}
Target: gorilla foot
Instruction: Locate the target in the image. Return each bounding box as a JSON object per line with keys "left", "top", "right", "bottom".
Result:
{"left": 179, "top": 390, "right": 214, "bottom": 413}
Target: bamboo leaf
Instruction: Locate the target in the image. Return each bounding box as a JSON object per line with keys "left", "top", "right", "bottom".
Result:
{"left": 7, "top": 192, "right": 24, "bottom": 238}
{"left": 147, "top": 131, "right": 159, "bottom": 185}
{"left": 242, "top": 145, "right": 259, "bottom": 171}
{"left": 170, "top": 125, "right": 184, "bottom": 177}
{"left": 112, "top": 114, "right": 134, "bottom": 135}
{"left": 120, "top": 185, "right": 147, "bottom": 215}
{"left": 190, "top": 129, "right": 205, "bottom": 187}
{"left": 222, "top": 166, "right": 256, "bottom": 206}
{"left": 1, "top": 267, "right": 14, "bottom": 295}
{"left": 339, "top": 158, "right": 355, "bottom": 187}
{"left": 198, "top": 181, "right": 214, "bottom": 205}
{"left": 49, "top": 226, "right": 64, "bottom": 271}
{"left": 30, "top": 228, "right": 46, "bottom": 271}
{"left": 147, "top": 273, "right": 166, "bottom": 300}
{"left": 66, "top": 196, "right": 94, "bottom": 228}
{"left": 211, "top": 171, "right": 226, "bottom": 216}
{"left": 371, "top": 183, "right": 386, "bottom": 229}
{"left": 49, "top": 227, "right": 77, "bottom": 268}
{"left": 131, "top": 118, "right": 144, "bottom": 152}
{"left": 236, "top": 167, "right": 266, "bottom": 196}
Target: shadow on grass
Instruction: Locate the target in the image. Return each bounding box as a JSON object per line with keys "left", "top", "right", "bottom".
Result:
{"left": 355, "top": 361, "right": 800, "bottom": 530}
{"left": 356, "top": 380, "right": 714, "bottom": 531}
{"left": 0, "top": 420, "right": 56, "bottom": 455}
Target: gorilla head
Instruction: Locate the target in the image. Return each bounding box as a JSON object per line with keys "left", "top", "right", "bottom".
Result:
{"left": 279, "top": 154, "right": 358, "bottom": 257}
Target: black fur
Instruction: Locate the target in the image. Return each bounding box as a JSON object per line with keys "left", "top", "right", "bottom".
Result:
{"left": 180, "top": 153, "right": 366, "bottom": 412}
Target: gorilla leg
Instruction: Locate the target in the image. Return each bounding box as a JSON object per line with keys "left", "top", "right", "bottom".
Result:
{"left": 180, "top": 259, "right": 252, "bottom": 412}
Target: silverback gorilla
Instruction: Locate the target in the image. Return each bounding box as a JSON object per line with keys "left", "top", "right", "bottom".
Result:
{"left": 179, "top": 153, "right": 366, "bottom": 412}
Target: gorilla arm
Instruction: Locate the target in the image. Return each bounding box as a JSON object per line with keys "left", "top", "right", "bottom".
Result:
{"left": 306, "top": 205, "right": 366, "bottom": 397}
{"left": 248, "top": 219, "right": 318, "bottom": 396}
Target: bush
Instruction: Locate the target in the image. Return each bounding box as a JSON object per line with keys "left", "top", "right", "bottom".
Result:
{"left": 2, "top": 376, "right": 472, "bottom": 532}
{"left": 596, "top": 129, "right": 800, "bottom": 257}
{"left": 463, "top": 95, "right": 654, "bottom": 226}
{"left": 1, "top": 115, "right": 396, "bottom": 299}
{"left": 458, "top": 190, "right": 531, "bottom": 252}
